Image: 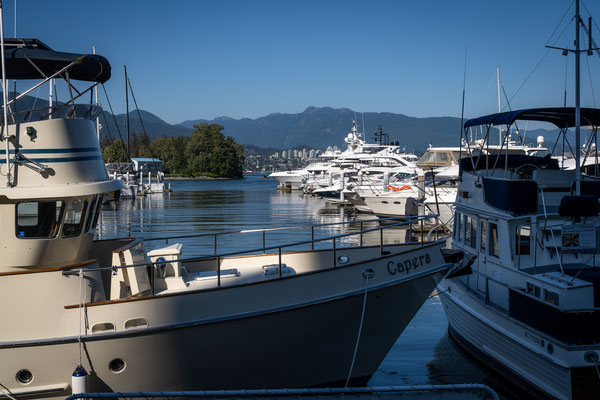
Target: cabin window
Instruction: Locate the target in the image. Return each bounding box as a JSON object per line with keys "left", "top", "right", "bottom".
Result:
{"left": 91, "top": 195, "right": 103, "bottom": 232}
{"left": 544, "top": 289, "right": 559, "bottom": 305}
{"left": 62, "top": 199, "right": 89, "bottom": 237}
{"left": 489, "top": 222, "right": 499, "bottom": 257}
{"left": 516, "top": 225, "right": 531, "bottom": 255}
{"left": 480, "top": 221, "right": 487, "bottom": 252}
{"left": 465, "top": 216, "right": 476, "bottom": 248}
{"left": 84, "top": 195, "right": 100, "bottom": 233}
{"left": 526, "top": 282, "right": 541, "bottom": 298}
{"left": 455, "top": 212, "right": 462, "bottom": 242}
{"left": 16, "top": 201, "right": 64, "bottom": 238}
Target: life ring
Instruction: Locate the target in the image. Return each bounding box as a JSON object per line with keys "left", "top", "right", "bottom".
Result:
{"left": 387, "top": 185, "right": 412, "bottom": 191}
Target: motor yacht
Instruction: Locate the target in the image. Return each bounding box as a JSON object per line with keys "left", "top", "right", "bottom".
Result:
{"left": 438, "top": 107, "right": 600, "bottom": 399}
{"left": 0, "top": 39, "right": 466, "bottom": 399}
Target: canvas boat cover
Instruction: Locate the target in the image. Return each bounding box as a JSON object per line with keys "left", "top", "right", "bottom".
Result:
{"left": 2, "top": 38, "right": 110, "bottom": 83}
{"left": 464, "top": 107, "right": 600, "bottom": 129}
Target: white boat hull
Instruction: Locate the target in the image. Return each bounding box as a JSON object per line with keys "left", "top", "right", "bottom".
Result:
{"left": 1, "top": 243, "right": 451, "bottom": 399}
{"left": 438, "top": 281, "right": 600, "bottom": 400}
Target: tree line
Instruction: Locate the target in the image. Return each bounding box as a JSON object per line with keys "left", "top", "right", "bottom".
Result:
{"left": 101, "top": 123, "right": 245, "bottom": 179}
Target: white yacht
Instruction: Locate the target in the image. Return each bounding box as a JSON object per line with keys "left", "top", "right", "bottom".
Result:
{"left": 0, "top": 39, "right": 466, "bottom": 399}
{"left": 439, "top": 107, "right": 600, "bottom": 399}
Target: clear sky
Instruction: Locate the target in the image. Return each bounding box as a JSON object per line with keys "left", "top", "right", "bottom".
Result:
{"left": 5, "top": 0, "right": 600, "bottom": 124}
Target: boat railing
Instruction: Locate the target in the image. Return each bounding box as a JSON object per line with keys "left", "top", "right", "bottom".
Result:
{"left": 78, "top": 214, "right": 443, "bottom": 297}
{"left": 144, "top": 215, "right": 437, "bottom": 254}
{"left": 1, "top": 104, "right": 102, "bottom": 125}
{"left": 64, "top": 384, "right": 500, "bottom": 400}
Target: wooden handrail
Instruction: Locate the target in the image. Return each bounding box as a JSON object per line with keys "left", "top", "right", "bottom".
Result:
{"left": 0, "top": 259, "right": 99, "bottom": 277}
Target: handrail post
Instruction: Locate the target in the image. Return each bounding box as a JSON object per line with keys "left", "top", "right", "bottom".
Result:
{"left": 380, "top": 227, "right": 384, "bottom": 257}
{"left": 311, "top": 226, "right": 315, "bottom": 251}
{"left": 408, "top": 222, "right": 412, "bottom": 243}
{"left": 333, "top": 238, "right": 337, "bottom": 267}
{"left": 360, "top": 221, "right": 363, "bottom": 247}
{"left": 214, "top": 234, "right": 217, "bottom": 256}
{"left": 278, "top": 247, "right": 282, "bottom": 278}
{"left": 217, "top": 256, "right": 221, "bottom": 288}
{"left": 420, "top": 218, "right": 424, "bottom": 246}
{"left": 262, "top": 231, "right": 266, "bottom": 254}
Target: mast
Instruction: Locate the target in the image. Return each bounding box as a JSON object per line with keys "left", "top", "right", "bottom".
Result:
{"left": 497, "top": 67, "right": 502, "bottom": 145}
{"left": 0, "top": 0, "right": 11, "bottom": 187}
{"left": 93, "top": 46, "right": 100, "bottom": 140}
{"left": 575, "top": 0, "right": 581, "bottom": 195}
{"left": 124, "top": 64, "right": 130, "bottom": 161}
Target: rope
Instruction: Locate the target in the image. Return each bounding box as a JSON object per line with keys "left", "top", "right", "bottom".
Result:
{"left": 345, "top": 269, "right": 373, "bottom": 387}
{"left": 0, "top": 382, "right": 17, "bottom": 400}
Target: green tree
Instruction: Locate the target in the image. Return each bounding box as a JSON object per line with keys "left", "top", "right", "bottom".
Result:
{"left": 102, "top": 140, "right": 127, "bottom": 163}
{"left": 150, "top": 135, "right": 189, "bottom": 174}
{"left": 185, "top": 123, "right": 245, "bottom": 178}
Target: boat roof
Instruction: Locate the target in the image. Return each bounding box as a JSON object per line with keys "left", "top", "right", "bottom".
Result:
{"left": 459, "top": 154, "right": 560, "bottom": 173}
{"left": 464, "top": 107, "right": 600, "bottom": 129}
{"left": 2, "top": 38, "right": 111, "bottom": 83}
{"left": 132, "top": 158, "right": 162, "bottom": 163}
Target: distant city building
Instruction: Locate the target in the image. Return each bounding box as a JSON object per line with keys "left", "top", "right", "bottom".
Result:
{"left": 281, "top": 150, "right": 287, "bottom": 159}
{"left": 309, "top": 149, "right": 316, "bottom": 159}
{"left": 273, "top": 152, "right": 279, "bottom": 158}
{"left": 292, "top": 149, "right": 298, "bottom": 158}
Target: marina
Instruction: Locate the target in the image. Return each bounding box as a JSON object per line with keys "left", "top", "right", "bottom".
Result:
{"left": 2, "top": 1, "right": 600, "bottom": 399}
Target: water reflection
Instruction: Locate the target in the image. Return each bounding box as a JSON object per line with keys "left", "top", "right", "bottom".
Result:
{"left": 97, "top": 175, "right": 521, "bottom": 398}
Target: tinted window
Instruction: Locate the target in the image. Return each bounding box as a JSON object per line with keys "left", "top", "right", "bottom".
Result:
{"left": 480, "top": 221, "right": 487, "bottom": 252}
{"left": 516, "top": 225, "right": 531, "bottom": 255}
{"left": 489, "top": 223, "right": 499, "bottom": 257}
{"left": 84, "top": 195, "right": 99, "bottom": 233}
{"left": 16, "top": 201, "right": 63, "bottom": 238}
{"left": 63, "top": 199, "right": 89, "bottom": 237}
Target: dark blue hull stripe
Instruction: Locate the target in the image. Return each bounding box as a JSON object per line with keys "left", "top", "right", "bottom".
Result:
{"left": 0, "top": 147, "right": 99, "bottom": 155}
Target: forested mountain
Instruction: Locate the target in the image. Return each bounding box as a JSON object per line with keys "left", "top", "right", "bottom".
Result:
{"left": 8, "top": 94, "right": 560, "bottom": 152}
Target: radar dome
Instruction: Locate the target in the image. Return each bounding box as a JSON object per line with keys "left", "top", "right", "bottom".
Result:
{"left": 537, "top": 135, "right": 545, "bottom": 147}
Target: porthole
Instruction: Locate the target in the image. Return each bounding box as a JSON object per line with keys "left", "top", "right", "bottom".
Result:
{"left": 547, "top": 343, "right": 554, "bottom": 354}
{"left": 16, "top": 369, "right": 33, "bottom": 384}
{"left": 108, "top": 358, "right": 126, "bottom": 373}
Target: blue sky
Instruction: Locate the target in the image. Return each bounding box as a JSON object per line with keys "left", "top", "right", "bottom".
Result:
{"left": 5, "top": 0, "right": 600, "bottom": 124}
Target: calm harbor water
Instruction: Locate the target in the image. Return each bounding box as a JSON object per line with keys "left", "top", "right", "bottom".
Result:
{"left": 97, "top": 174, "right": 532, "bottom": 400}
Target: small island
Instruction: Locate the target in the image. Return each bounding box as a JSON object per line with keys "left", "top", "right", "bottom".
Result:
{"left": 101, "top": 123, "right": 245, "bottom": 179}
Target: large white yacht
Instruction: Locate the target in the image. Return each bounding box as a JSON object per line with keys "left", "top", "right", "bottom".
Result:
{"left": 0, "top": 39, "right": 466, "bottom": 399}
{"left": 439, "top": 107, "right": 600, "bottom": 399}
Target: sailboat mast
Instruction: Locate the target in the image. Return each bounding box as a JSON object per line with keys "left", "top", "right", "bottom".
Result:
{"left": 497, "top": 67, "right": 502, "bottom": 145}
{"left": 93, "top": 46, "right": 99, "bottom": 140}
{"left": 575, "top": 0, "right": 581, "bottom": 195}
{"left": 124, "top": 64, "right": 130, "bottom": 161}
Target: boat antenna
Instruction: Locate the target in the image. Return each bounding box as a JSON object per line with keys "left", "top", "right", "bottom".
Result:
{"left": 93, "top": 46, "right": 100, "bottom": 140}
{"left": 459, "top": 45, "right": 471, "bottom": 168}
{"left": 361, "top": 109, "right": 366, "bottom": 139}
{"left": 575, "top": 0, "right": 581, "bottom": 195}
{"left": 11, "top": 0, "right": 14, "bottom": 107}
{"left": 0, "top": 0, "right": 12, "bottom": 187}
{"left": 124, "top": 64, "right": 130, "bottom": 162}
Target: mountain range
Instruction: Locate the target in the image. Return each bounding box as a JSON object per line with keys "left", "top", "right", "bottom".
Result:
{"left": 9, "top": 94, "right": 558, "bottom": 151}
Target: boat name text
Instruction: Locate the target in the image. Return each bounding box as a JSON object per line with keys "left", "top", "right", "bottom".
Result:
{"left": 387, "top": 253, "right": 431, "bottom": 275}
